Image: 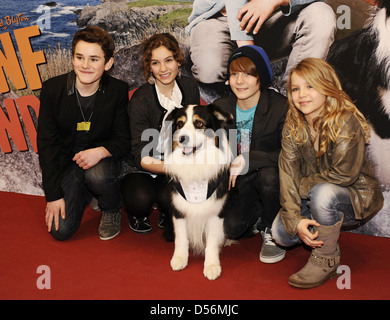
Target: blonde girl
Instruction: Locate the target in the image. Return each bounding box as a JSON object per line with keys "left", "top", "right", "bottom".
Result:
{"left": 271, "top": 58, "right": 383, "bottom": 288}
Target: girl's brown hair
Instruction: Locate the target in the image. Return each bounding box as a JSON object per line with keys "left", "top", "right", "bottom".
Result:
{"left": 285, "top": 58, "right": 370, "bottom": 157}
{"left": 141, "top": 33, "right": 184, "bottom": 81}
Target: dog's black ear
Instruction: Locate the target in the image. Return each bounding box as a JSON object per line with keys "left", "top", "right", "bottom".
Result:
{"left": 165, "top": 107, "right": 179, "bottom": 122}
{"left": 165, "top": 108, "right": 180, "bottom": 134}
{"left": 208, "top": 103, "right": 234, "bottom": 125}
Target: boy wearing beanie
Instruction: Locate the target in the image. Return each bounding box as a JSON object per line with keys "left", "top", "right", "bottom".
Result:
{"left": 213, "top": 45, "right": 287, "bottom": 263}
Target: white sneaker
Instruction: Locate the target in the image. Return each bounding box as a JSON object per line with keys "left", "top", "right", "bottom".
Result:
{"left": 90, "top": 197, "right": 101, "bottom": 211}
{"left": 260, "top": 228, "right": 285, "bottom": 263}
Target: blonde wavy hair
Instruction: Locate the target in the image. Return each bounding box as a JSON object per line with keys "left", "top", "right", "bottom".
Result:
{"left": 285, "top": 58, "right": 370, "bottom": 157}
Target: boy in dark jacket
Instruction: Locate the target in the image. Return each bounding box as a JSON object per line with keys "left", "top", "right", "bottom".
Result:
{"left": 37, "top": 27, "right": 130, "bottom": 241}
{"left": 213, "top": 45, "right": 287, "bottom": 263}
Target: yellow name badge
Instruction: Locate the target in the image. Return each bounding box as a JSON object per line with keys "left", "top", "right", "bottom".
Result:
{"left": 77, "top": 121, "right": 91, "bottom": 131}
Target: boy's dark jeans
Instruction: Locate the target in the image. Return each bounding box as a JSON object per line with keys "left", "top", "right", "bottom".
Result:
{"left": 50, "top": 157, "right": 121, "bottom": 241}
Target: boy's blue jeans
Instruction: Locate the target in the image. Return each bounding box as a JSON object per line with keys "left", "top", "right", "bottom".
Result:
{"left": 50, "top": 157, "right": 121, "bottom": 241}
{"left": 271, "top": 183, "right": 357, "bottom": 247}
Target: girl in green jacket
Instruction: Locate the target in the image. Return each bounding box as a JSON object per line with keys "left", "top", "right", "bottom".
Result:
{"left": 272, "top": 58, "right": 383, "bottom": 288}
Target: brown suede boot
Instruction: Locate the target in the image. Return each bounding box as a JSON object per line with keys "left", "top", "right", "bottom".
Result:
{"left": 289, "top": 218, "right": 343, "bottom": 288}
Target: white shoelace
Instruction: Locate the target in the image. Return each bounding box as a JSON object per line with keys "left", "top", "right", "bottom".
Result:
{"left": 261, "top": 229, "right": 276, "bottom": 246}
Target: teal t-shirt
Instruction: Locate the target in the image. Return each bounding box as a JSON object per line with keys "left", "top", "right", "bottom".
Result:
{"left": 236, "top": 104, "right": 257, "bottom": 154}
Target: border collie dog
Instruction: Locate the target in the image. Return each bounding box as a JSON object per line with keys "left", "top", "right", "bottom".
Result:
{"left": 164, "top": 104, "right": 233, "bottom": 280}
{"left": 327, "top": 0, "right": 390, "bottom": 185}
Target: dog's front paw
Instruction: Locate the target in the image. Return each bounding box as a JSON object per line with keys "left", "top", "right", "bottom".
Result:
{"left": 203, "top": 264, "right": 222, "bottom": 280}
{"left": 170, "top": 255, "right": 188, "bottom": 271}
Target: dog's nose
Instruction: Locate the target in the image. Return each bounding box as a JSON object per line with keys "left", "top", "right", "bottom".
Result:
{"left": 179, "top": 135, "right": 189, "bottom": 145}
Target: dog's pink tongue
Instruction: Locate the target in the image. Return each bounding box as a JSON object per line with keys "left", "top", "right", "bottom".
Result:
{"left": 183, "top": 147, "right": 193, "bottom": 154}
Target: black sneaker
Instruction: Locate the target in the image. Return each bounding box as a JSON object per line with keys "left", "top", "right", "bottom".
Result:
{"left": 128, "top": 215, "right": 152, "bottom": 234}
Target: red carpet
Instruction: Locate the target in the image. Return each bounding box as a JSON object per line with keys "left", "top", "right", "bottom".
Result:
{"left": 1, "top": 191, "right": 390, "bottom": 302}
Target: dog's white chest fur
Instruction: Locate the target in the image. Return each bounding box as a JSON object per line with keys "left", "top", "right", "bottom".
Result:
{"left": 172, "top": 191, "right": 226, "bottom": 220}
